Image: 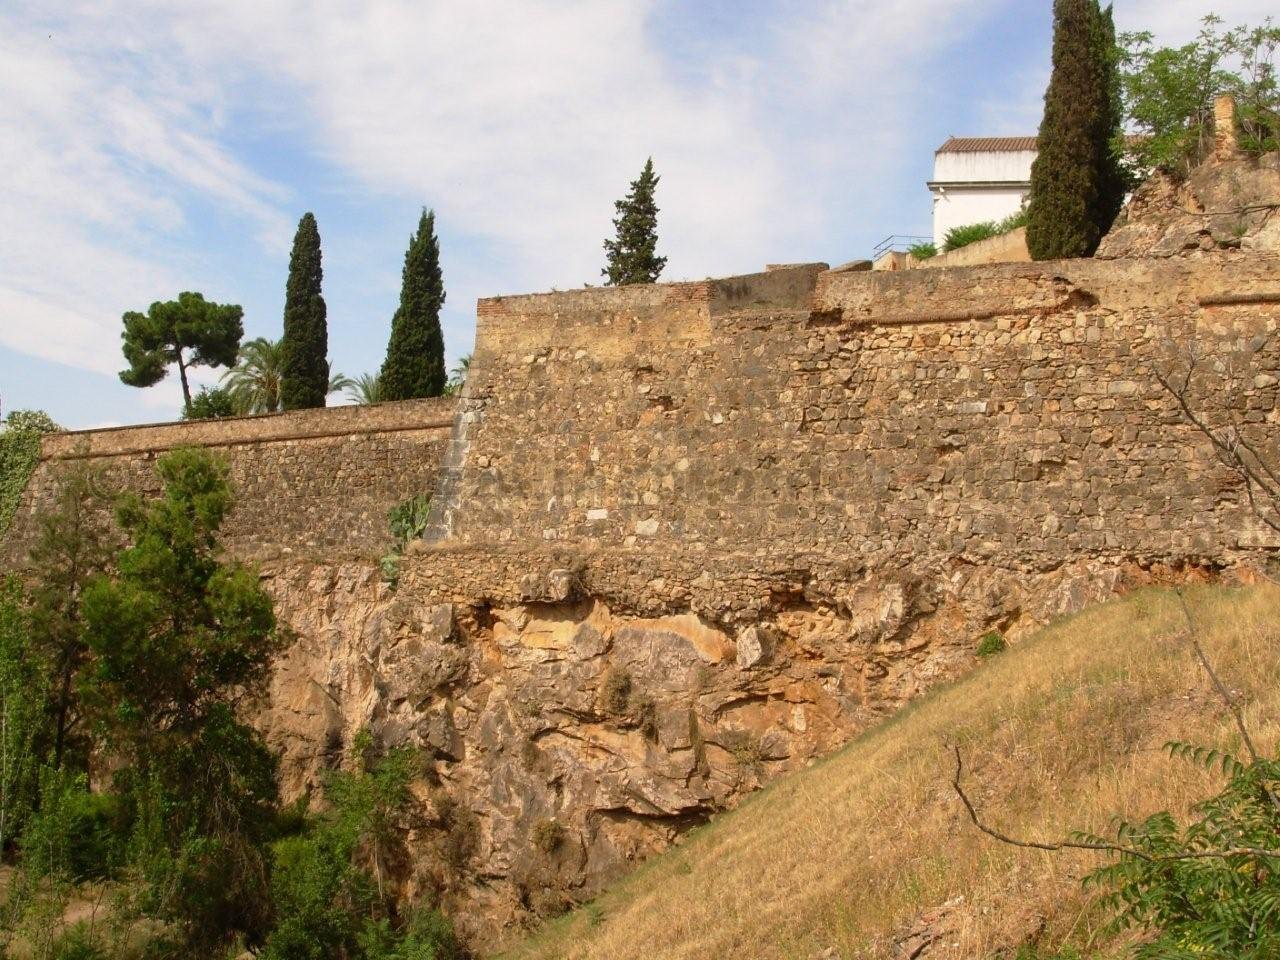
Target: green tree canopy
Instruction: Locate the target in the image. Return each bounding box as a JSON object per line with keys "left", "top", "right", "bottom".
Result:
{"left": 380, "top": 209, "right": 446, "bottom": 401}
{"left": 1025, "top": 0, "right": 1125, "bottom": 260}
{"left": 280, "top": 212, "right": 330, "bottom": 410}
{"left": 1117, "top": 16, "right": 1280, "bottom": 176}
{"left": 602, "top": 157, "right": 667, "bottom": 285}
{"left": 223, "top": 336, "right": 350, "bottom": 415}
{"left": 25, "top": 464, "right": 115, "bottom": 773}
{"left": 80, "top": 448, "right": 282, "bottom": 952}
{"left": 345, "top": 373, "right": 384, "bottom": 406}
{"left": 119, "top": 292, "right": 243, "bottom": 416}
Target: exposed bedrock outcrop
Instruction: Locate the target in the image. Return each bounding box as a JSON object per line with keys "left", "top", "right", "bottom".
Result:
{"left": 255, "top": 551, "right": 1193, "bottom": 941}
{"left": 1097, "top": 150, "right": 1280, "bottom": 259}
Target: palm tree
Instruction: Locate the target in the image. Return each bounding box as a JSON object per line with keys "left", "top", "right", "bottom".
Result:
{"left": 450, "top": 353, "right": 471, "bottom": 386}
{"left": 345, "top": 373, "right": 384, "bottom": 405}
{"left": 222, "top": 337, "right": 283, "bottom": 413}
{"left": 443, "top": 353, "right": 472, "bottom": 396}
{"left": 223, "top": 336, "right": 351, "bottom": 413}
{"left": 326, "top": 364, "right": 354, "bottom": 397}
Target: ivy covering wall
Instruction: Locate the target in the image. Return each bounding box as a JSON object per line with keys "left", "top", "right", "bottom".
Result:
{"left": 0, "top": 411, "right": 58, "bottom": 538}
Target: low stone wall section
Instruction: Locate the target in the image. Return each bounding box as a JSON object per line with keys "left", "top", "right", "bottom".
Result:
{"left": 3, "top": 398, "right": 456, "bottom": 565}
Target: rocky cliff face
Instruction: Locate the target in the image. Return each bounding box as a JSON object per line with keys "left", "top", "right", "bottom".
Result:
{"left": 255, "top": 553, "right": 1171, "bottom": 946}
{"left": 1096, "top": 151, "right": 1280, "bottom": 259}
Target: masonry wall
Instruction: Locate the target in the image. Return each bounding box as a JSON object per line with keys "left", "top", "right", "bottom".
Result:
{"left": 2, "top": 398, "right": 455, "bottom": 566}
{"left": 444, "top": 257, "right": 1280, "bottom": 570}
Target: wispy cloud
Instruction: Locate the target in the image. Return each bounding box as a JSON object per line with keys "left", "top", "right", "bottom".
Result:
{"left": 2, "top": 0, "right": 1272, "bottom": 429}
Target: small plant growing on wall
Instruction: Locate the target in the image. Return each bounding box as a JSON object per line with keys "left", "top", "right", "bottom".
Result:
{"left": 389, "top": 493, "right": 432, "bottom": 547}
{"left": 600, "top": 667, "right": 632, "bottom": 715}
{"left": 532, "top": 818, "right": 565, "bottom": 854}
{"left": 379, "top": 493, "right": 432, "bottom": 587}
{"left": 976, "top": 631, "right": 1008, "bottom": 658}
{"left": 722, "top": 729, "right": 765, "bottom": 770}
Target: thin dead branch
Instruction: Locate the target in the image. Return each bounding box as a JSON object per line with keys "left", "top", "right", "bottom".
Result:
{"left": 1153, "top": 343, "right": 1280, "bottom": 533}
{"left": 1174, "top": 588, "right": 1280, "bottom": 815}
{"left": 951, "top": 745, "right": 1280, "bottom": 863}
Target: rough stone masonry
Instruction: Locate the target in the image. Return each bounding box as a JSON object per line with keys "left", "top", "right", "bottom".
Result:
{"left": 4, "top": 150, "right": 1280, "bottom": 947}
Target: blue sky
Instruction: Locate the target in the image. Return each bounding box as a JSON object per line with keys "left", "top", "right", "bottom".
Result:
{"left": 0, "top": 0, "right": 1271, "bottom": 429}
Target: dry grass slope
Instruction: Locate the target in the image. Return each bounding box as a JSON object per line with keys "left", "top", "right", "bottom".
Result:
{"left": 496, "top": 583, "right": 1280, "bottom": 960}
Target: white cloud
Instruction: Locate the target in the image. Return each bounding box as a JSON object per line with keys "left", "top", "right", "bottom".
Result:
{"left": 0, "top": 7, "right": 292, "bottom": 377}
{"left": 1115, "top": 0, "right": 1278, "bottom": 40}
{"left": 6, "top": 0, "right": 1272, "bottom": 407}
{"left": 18, "top": 0, "right": 1007, "bottom": 300}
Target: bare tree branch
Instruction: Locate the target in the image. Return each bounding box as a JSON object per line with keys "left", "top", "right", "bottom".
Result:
{"left": 1174, "top": 588, "right": 1280, "bottom": 815}
{"left": 1154, "top": 343, "right": 1280, "bottom": 533}
{"left": 951, "top": 745, "right": 1280, "bottom": 863}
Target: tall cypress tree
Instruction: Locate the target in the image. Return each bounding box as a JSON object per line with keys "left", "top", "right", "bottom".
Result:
{"left": 380, "top": 209, "right": 446, "bottom": 401}
{"left": 279, "top": 212, "right": 329, "bottom": 409}
{"left": 1026, "top": 0, "right": 1121, "bottom": 260}
{"left": 1091, "top": 4, "right": 1128, "bottom": 240}
{"left": 602, "top": 158, "right": 667, "bottom": 285}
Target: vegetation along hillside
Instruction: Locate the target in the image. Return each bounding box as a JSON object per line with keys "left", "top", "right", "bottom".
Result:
{"left": 500, "top": 583, "right": 1280, "bottom": 960}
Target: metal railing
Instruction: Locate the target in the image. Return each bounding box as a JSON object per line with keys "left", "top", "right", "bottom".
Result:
{"left": 871, "top": 235, "right": 932, "bottom": 259}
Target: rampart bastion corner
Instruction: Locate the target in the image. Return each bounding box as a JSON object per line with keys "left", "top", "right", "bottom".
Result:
{"left": 4, "top": 151, "right": 1280, "bottom": 943}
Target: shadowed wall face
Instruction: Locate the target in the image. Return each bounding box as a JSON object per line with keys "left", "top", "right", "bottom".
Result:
{"left": 2, "top": 398, "right": 456, "bottom": 564}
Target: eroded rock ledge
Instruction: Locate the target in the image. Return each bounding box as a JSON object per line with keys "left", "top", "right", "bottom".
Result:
{"left": 257, "top": 547, "right": 1214, "bottom": 943}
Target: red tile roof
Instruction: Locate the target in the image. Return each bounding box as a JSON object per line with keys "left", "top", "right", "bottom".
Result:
{"left": 937, "top": 136, "right": 1038, "bottom": 153}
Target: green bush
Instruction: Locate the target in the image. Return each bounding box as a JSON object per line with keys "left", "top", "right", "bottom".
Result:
{"left": 359, "top": 908, "right": 464, "bottom": 960}
{"left": 943, "top": 221, "right": 1000, "bottom": 252}
{"left": 0, "top": 577, "right": 43, "bottom": 851}
{"left": 0, "top": 409, "right": 58, "bottom": 537}
{"left": 907, "top": 241, "right": 937, "bottom": 260}
{"left": 49, "top": 922, "right": 108, "bottom": 960}
{"left": 20, "top": 770, "right": 121, "bottom": 881}
{"left": 182, "top": 385, "right": 238, "bottom": 420}
{"left": 1118, "top": 16, "right": 1280, "bottom": 176}
{"left": 976, "top": 631, "right": 1008, "bottom": 658}
{"left": 1082, "top": 741, "right": 1280, "bottom": 956}
{"left": 262, "top": 733, "right": 461, "bottom": 960}
{"left": 943, "top": 211, "right": 1027, "bottom": 254}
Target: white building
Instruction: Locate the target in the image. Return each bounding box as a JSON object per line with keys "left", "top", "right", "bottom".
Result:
{"left": 928, "top": 136, "right": 1037, "bottom": 248}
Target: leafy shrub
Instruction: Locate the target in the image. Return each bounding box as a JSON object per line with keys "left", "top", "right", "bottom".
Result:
{"left": 0, "top": 409, "right": 58, "bottom": 537}
{"left": 943, "top": 221, "right": 1000, "bottom": 252}
{"left": 20, "top": 770, "right": 120, "bottom": 881}
{"left": 907, "top": 241, "right": 937, "bottom": 260}
{"left": 182, "top": 385, "right": 238, "bottom": 420}
{"left": 996, "top": 209, "right": 1028, "bottom": 233}
{"left": 262, "top": 732, "right": 461, "bottom": 960}
{"left": 943, "top": 211, "right": 1027, "bottom": 253}
{"left": 49, "top": 922, "right": 108, "bottom": 960}
{"left": 976, "top": 631, "right": 1008, "bottom": 658}
{"left": 532, "top": 818, "right": 565, "bottom": 854}
{"left": 358, "top": 908, "right": 464, "bottom": 960}
{"left": 1118, "top": 16, "right": 1280, "bottom": 176}
{"left": 389, "top": 494, "right": 432, "bottom": 549}
{"left": 1081, "top": 741, "right": 1280, "bottom": 957}
{"left": 0, "top": 577, "right": 43, "bottom": 851}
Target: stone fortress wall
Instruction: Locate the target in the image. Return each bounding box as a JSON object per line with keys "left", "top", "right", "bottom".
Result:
{"left": 4, "top": 147, "right": 1280, "bottom": 944}
{"left": 443, "top": 257, "right": 1280, "bottom": 569}
{"left": 2, "top": 398, "right": 456, "bottom": 564}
